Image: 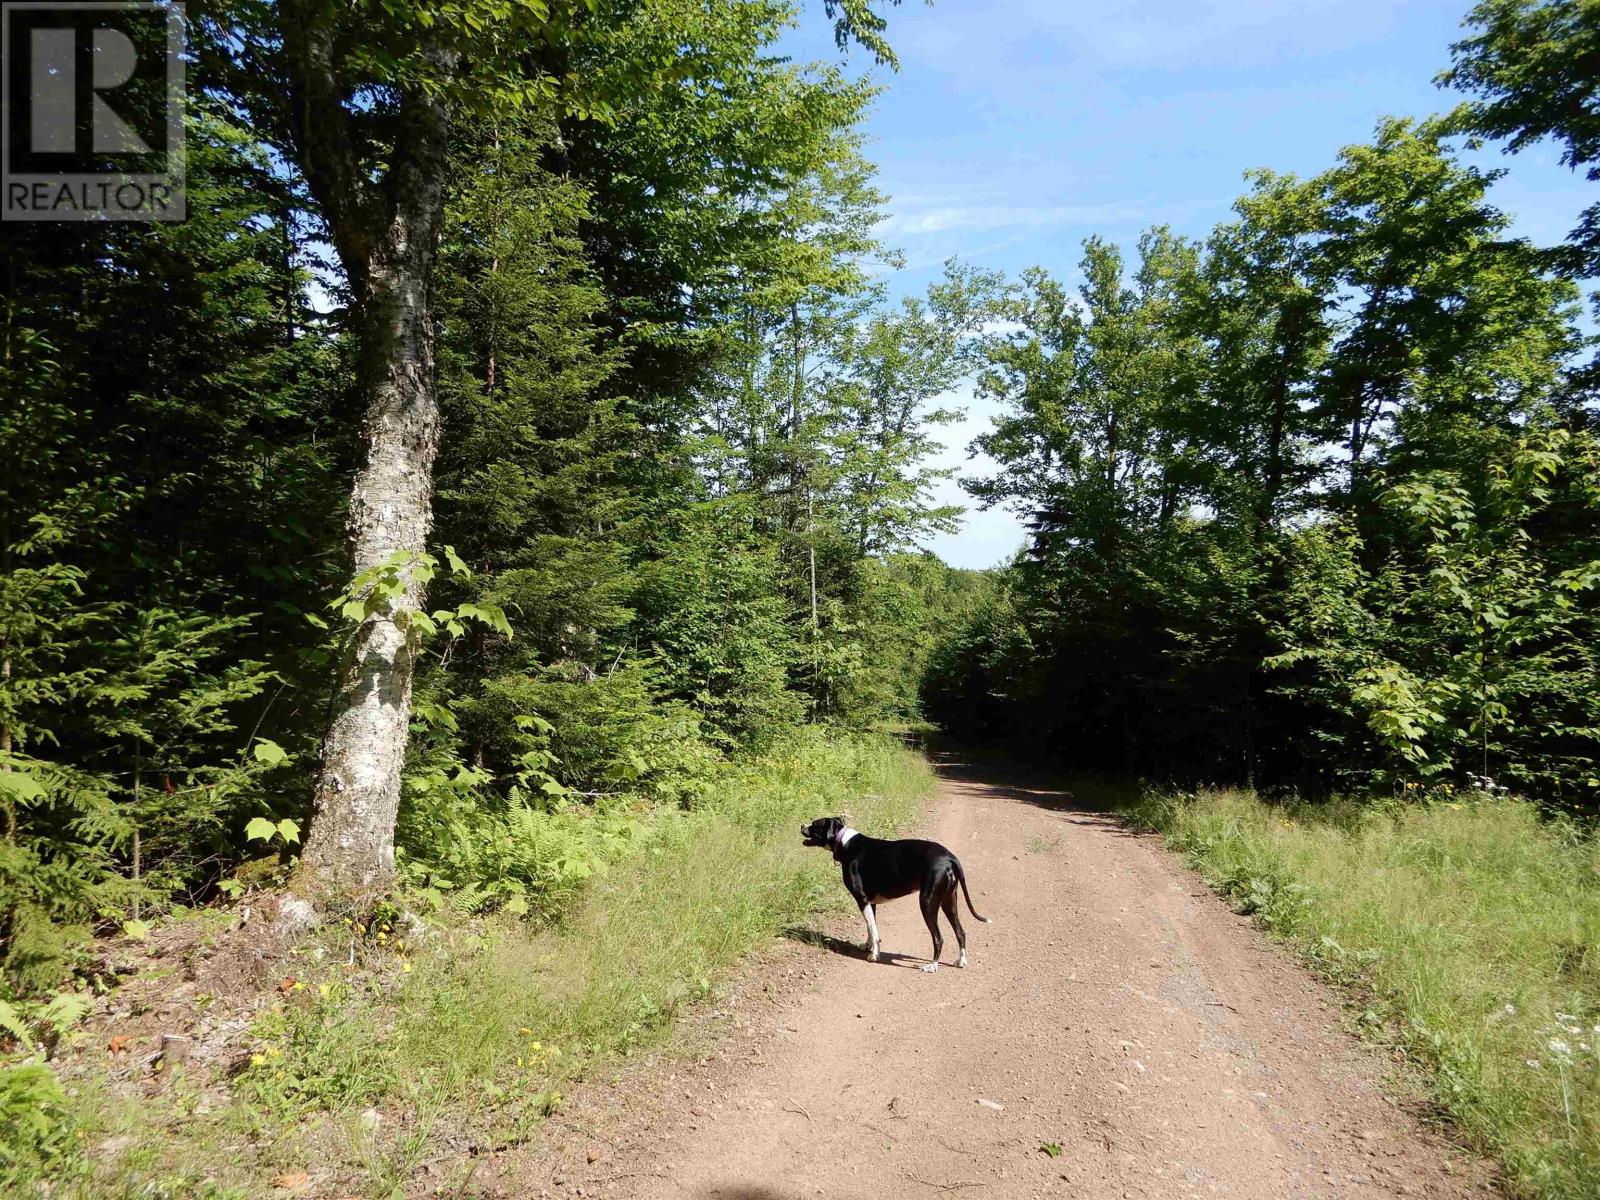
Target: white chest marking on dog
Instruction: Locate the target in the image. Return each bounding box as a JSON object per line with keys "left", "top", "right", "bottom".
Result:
{"left": 835, "top": 826, "right": 859, "bottom": 848}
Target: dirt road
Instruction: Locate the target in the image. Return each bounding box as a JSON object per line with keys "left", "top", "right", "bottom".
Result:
{"left": 527, "top": 759, "right": 1491, "bottom": 1199}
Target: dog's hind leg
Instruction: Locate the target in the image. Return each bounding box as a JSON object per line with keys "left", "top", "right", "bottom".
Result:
{"left": 860, "top": 902, "right": 881, "bottom": 962}
{"left": 941, "top": 892, "right": 969, "bottom": 968}
{"left": 919, "top": 885, "right": 944, "bottom": 972}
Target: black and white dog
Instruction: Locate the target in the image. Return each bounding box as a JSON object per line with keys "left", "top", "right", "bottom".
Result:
{"left": 801, "top": 816, "right": 990, "bottom": 972}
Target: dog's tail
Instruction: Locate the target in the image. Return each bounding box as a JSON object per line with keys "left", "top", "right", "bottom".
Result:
{"left": 954, "top": 857, "right": 991, "bottom": 923}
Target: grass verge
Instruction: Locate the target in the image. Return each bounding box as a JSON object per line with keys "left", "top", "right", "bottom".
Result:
{"left": 30, "top": 731, "right": 934, "bottom": 1198}
{"left": 1131, "top": 787, "right": 1600, "bottom": 1200}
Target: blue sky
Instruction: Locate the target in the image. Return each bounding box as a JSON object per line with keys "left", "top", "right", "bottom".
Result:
{"left": 781, "top": 0, "right": 1594, "bottom": 569}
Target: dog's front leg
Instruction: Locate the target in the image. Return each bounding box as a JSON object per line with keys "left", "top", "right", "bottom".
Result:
{"left": 860, "top": 903, "right": 881, "bottom": 962}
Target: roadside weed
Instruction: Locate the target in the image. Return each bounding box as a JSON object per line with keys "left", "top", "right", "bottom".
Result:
{"left": 1134, "top": 788, "right": 1600, "bottom": 1199}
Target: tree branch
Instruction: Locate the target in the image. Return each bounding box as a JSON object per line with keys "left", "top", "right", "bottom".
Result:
{"left": 280, "top": 0, "right": 381, "bottom": 286}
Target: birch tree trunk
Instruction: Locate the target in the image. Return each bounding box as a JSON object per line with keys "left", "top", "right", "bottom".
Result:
{"left": 298, "top": 242, "right": 441, "bottom": 895}
{"left": 279, "top": 2, "right": 454, "bottom": 901}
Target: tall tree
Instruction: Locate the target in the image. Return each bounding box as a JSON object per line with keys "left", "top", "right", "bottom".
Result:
{"left": 198, "top": 0, "right": 588, "bottom": 899}
{"left": 1308, "top": 117, "right": 1570, "bottom": 495}
{"left": 968, "top": 232, "right": 1201, "bottom": 561}
{"left": 1443, "top": 0, "right": 1600, "bottom": 275}
{"left": 200, "top": 0, "right": 905, "bottom": 902}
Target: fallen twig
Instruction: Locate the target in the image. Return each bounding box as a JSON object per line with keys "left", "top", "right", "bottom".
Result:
{"left": 903, "top": 1173, "right": 986, "bottom": 1191}
{"left": 782, "top": 1099, "right": 812, "bottom": 1121}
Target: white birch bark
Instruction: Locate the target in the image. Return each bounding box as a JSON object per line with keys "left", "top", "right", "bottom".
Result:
{"left": 280, "top": 4, "right": 454, "bottom": 899}
{"left": 298, "top": 249, "right": 440, "bottom": 894}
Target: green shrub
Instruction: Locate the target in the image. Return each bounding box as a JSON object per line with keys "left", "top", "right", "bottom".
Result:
{"left": 0, "top": 1061, "right": 79, "bottom": 1187}
{"left": 374, "top": 732, "right": 931, "bottom": 1109}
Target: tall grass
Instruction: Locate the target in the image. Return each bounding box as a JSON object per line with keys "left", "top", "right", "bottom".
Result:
{"left": 1132, "top": 788, "right": 1600, "bottom": 1200}
{"left": 72, "top": 732, "right": 932, "bottom": 1197}
{"left": 375, "top": 730, "right": 930, "bottom": 1103}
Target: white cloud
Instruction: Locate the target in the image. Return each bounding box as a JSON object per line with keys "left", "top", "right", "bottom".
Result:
{"left": 877, "top": 201, "right": 1148, "bottom": 238}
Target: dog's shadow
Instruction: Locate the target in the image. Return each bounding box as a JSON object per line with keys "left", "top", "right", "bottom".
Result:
{"left": 781, "top": 924, "right": 925, "bottom": 969}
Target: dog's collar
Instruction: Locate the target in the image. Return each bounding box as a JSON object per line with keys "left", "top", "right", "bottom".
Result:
{"left": 833, "top": 826, "right": 859, "bottom": 849}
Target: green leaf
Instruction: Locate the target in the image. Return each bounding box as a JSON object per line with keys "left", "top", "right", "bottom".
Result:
{"left": 504, "top": 894, "right": 529, "bottom": 916}
{"left": 1039, "top": 1142, "right": 1063, "bottom": 1158}
{"left": 276, "top": 818, "right": 301, "bottom": 845}
{"left": 0, "top": 771, "right": 46, "bottom": 802}
{"left": 476, "top": 602, "right": 513, "bottom": 637}
{"left": 0, "top": 998, "right": 35, "bottom": 1049}
{"left": 39, "top": 992, "right": 91, "bottom": 1037}
{"left": 252, "top": 739, "right": 288, "bottom": 766}
{"left": 244, "top": 816, "right": 277, "bottom": 842}
{"left": 122, "top": 919, "right": 150, "bottom": 941}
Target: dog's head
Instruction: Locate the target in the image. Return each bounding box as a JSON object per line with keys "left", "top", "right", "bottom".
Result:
{"left": 800, "top": 815, "right": 847, "bottom": 848}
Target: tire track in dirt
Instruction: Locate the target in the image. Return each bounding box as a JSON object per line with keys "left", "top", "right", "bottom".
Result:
{"left": 516, "top": 758, "right": 1494, "bottom": 1200}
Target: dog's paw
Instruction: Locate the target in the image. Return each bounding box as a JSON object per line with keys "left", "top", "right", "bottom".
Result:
{"left": 868, "top": 951, "right": 880, "bottom": 963}
{"left": 921, "top": 961, "right": 940, "bottom": 973}
{"left": 958, "top": 951, "right": 968, "bottom": 968}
